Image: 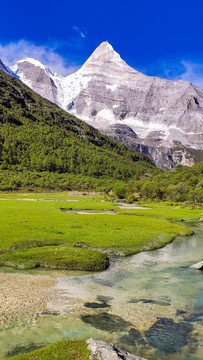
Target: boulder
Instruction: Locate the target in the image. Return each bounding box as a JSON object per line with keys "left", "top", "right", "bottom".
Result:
{"left": 198, "top": 218, "right": 203, "bottom": 222}
{"left": 189, "top": 261, "right": 203, "bottom": 270}
{"left": 86, "top": 338, "right": 147, "bottom": 360}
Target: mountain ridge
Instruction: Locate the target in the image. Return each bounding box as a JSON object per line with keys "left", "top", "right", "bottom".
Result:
{"left": 3, "top": 42, "right": 203, "bottom": 169}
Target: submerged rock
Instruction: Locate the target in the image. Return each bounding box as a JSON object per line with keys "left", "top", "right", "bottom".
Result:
{"left": 86, "top": 338, "right": 147, "bottom": 360}
{"left": 145, "top": 318, "right": 193, "bottom": 354}
{"left": 120, "top": 328, "right": 146, "bottom": 347}
{"left": 176, "top": 309, "right": 188, "bottom": 316}
{"left": 84, "top": 295, "right": 113, "bottom": 309}
{"left": 81, "top": 312, "right": 132, "bottom": 332}
{"left": 6, "top": 343, "right": 44, "bottom": 358}
{"left": 41, "top": 310, "right": 60, "bottom": 316}
{"left": 189, "top": 261, "right": 203, "bottom": 270}
{"left": 94, "top": 278, "right": 114, "bottom": 287}
{"left": 129, "top": 298, "right": 171, "bottom": 306}
{"left": 84, "top": 301, "right": 110, "bottom": 309}
{"left": 184, "top": 307, "right": 203, "bottom": 323}
{"left": 96, "top": 295, "right": 114, "bottom": 302}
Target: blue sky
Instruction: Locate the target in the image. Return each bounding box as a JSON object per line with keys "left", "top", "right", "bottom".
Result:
{"left": 0, "top": 0, "right": 203, "bottom": 87}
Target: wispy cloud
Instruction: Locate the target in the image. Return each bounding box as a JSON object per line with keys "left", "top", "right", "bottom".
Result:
{"left": 178, "top": 61, "right": 203, "bottom": 89}
{"left": 0, "top": 40, "right": 80, "bottom": 76}
{"left": 162, "top": 60, "right": 203, "bottom": 89}
{"left": 72, "top": 25, "right": 87, "bottom": 39}
{"left": 135, "top": 57, "right": 203, "bottom": 89}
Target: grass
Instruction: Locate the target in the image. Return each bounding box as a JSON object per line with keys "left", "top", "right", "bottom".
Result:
{"left": 3, "top": 340, "right": 92, "bottom": 360}
{"left": 0, "top": 246, "right": 109, "bottom": 271}
{"left": 0, "top": 197, "right": 195, "bottom": 262}
{"left": 117, "top": 201, "right": 203, "bottom": 221}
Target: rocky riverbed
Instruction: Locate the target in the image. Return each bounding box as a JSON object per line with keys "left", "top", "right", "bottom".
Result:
{"left": 0, "top": 272, "right": 55, "bottom": 328}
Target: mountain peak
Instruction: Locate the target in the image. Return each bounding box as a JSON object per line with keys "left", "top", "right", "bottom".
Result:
{"left": 88, "top": 41, "right": 121, "bottom": 62}
{"left": 11, "top": 58, "right": 57, "bottom": 78}
{"left": 81, "top": 41, "right": 135, "bottom": 74}
{"left": 17, "top": 57, "right": 45, "bottom": 67}
{"left": 96, "top": 40, "right": 114, "bottom": 51}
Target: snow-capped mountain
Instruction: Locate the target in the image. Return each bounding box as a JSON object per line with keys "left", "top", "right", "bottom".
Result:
{"left": 9, "top": 42, "right": 203, "bottom": 169}
{"left": 10, "top": 58, "right": 64, "bottom": 105}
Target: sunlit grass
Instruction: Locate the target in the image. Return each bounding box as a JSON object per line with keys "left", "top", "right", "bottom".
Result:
{"left": 0, "top": 198, "right": 194, "bottom": 259}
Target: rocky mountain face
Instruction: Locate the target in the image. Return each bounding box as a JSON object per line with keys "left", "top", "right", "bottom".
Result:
{"left": 0, "top": 59, "right": 16, "bottom": 77}
{"left": 11, "top": 58, "right": 62, "bottom": 105}
{"left": 9, "top": 42, "right": 203, "bottom": 169}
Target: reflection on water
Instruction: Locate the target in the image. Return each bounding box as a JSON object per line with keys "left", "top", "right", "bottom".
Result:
{"left": 0, "top": 223, "right": 202, "bottom": 359}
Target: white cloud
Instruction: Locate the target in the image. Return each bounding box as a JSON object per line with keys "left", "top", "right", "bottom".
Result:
{"left": 0, "top": 40, "right": 80, "bottom": 76}
{"left": 72, "top": 25, "right": 87, "bottom": 39}
{"left": 179, "top": 61, "right": 203, "bottom": 89}
{"left": 132, "top": 57, "right": 203, "bottom": 89}
{"left": 158, "top": 59, "right": 203, "bottom": 89}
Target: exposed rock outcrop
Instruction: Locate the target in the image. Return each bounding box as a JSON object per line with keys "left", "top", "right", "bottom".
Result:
{"left": 189, "top": 261, "right": 203, "bottom": 270}
{"left": 102, "top": 123, "right": 199, "bottom": 169}
{"left": 86, "top": 338, "right": 147, "bottom": 360}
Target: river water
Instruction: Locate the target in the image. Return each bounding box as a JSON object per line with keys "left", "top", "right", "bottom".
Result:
{"left": 0, "top": 222, "right": 202, "bottom": 359}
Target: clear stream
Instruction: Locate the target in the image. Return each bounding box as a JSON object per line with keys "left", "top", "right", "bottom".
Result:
{"left": 0, "top": 222, "right": 202, "bottom": 360}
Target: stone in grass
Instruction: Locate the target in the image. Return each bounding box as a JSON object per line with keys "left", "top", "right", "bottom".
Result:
{"left": 81, "top": 312, "right": 132, "bottom": 332}
{"left": 86, "top": 338, "right": 147, "bottom": 360}
{"left": 198, "top": 218, "right": 203, "bottom": 222}
{"left": 189, "top": 261, "right": 203, "bottom": 270}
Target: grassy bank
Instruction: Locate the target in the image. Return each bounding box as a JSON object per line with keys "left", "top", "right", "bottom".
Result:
{"left": 0, "top": 246, "right": 109, "bottom": 271}
{"left": 0, "top": 196, "right": 196, "bottom": 270}
{"left": 2, "top": 340, "right": 91, "bottom": 360}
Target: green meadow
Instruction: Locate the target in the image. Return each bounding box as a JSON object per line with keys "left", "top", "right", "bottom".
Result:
{"left": 0, "top": 194, "right": 200, "bottom": 270}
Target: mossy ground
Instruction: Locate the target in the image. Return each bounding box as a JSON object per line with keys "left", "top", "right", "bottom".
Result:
{"left": 0, "top": 246, "right": 109, "bottom": 271}
{"left": 2, "top": 340, "right": 91, "bottom": 360}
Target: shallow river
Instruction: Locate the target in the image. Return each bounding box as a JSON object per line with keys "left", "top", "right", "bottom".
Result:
{"left": 0, "top": 222, "right": 202, "bottom": 360}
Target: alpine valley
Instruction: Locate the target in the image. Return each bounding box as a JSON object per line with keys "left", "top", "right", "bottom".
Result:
{"left": 5, "top": 41, "right": 203, "bottom": 169}
{"left": 0, "top": 39, "right": 203, "bottom": 360}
